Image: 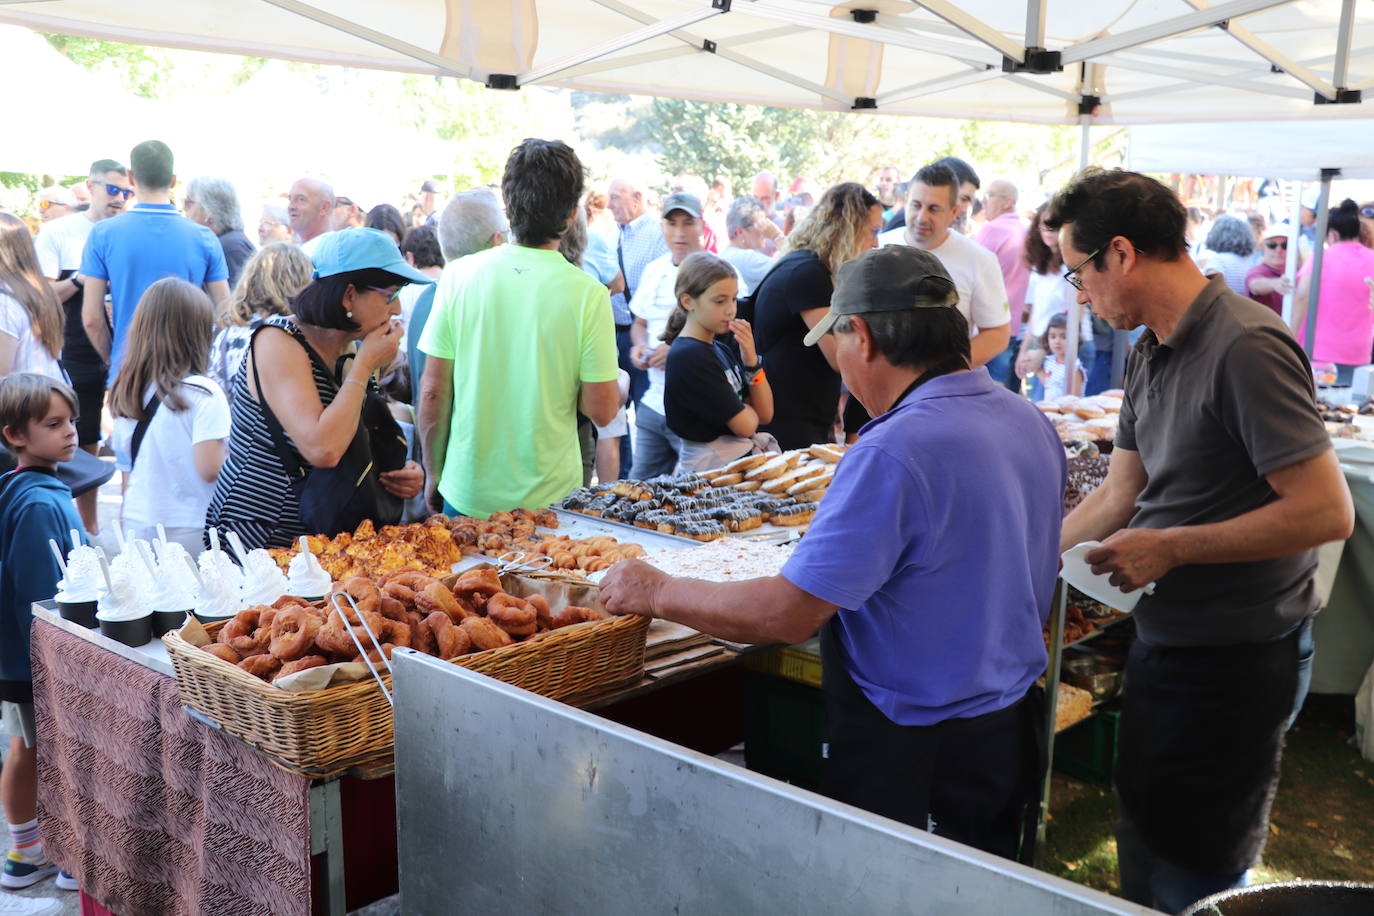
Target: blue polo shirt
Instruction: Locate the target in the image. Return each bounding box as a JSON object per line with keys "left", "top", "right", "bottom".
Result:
{"left": 782, "top": 368, "right": 1066, "bottom": 726}
{"left": 80, "top": 203, "right": 227, "bottom": 382}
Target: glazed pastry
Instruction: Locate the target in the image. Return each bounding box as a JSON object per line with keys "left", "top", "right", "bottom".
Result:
{"left": 771, "top": 504, "right": 816, "bottom": 527}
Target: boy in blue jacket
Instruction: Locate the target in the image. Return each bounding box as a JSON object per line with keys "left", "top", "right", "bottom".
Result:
{"left": 0, "top": 373, "right": 84, "bottom": 895}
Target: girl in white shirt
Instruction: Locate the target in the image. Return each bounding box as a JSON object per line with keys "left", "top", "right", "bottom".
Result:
{"left": 109, "top": 278, "right": 231, "bottom": 553}
{"left": 0, "top": 213, "right": 65, "bottom": 380}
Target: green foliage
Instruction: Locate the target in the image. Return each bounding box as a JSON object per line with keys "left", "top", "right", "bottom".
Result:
{"left": 41, "top": 33, "right": 266, "bottom": 98}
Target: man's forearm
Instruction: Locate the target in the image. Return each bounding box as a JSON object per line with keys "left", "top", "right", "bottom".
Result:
{"left": 1161, "top": 480, "right": 1352, "bottom": 567}
{"left": 1061, "top": 482, "right": 1137, "bottom": 552}
{"left": 970, "top": 324, "right": 1010, "bottom": 367}
{"left": 81, "top": 282, "right": 111, "bottom": 362}
{"left": 653, "top": 575, "right": 834, "bottom": 646}
{"left": 416, "top": 381, "right": 453, "bottom": 489}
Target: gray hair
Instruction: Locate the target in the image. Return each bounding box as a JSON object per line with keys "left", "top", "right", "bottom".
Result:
{"left": 438, "top": 188, "right": 508, "bottom": 262}
{"left": 1205, "top": 215, "right": 1254, "bottom": 256}
{"left": 261, "top": 200, "right": 289, "bottom": 227}
{"left": 188, "top": 176, "right": 243, "bottom": 234}
{"left": 559, "top": 209, "right": 588, "bottom": 267}
{"left": 726, "top": 198, "right": 765, "bottom": 238}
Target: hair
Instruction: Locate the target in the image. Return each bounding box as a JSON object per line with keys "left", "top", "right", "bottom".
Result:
{"left": 89, "top": 158, "right": 126, "bottom": 180}
{"left": 559, "top": 209, "right": 588, "bottom": 268}
{"left": 1044, "top": 168, "right": 1188, "bottom": 267}
{"left": 130, "top": 139, "right": 174, "bottom": 191}
{"left": 0, "top": 372, "right": 78, "bottom": 448}
{"left": 909, "top": 163, "right": 959, "bottom": 208}
{"left": 833, "top": 306, "right": 970, "bottom": 370}
{"left": 1186, "top": 206, "right": 1205, "bottom": 226}
{"left": 0, "top": 213, "right": 64, "bottom": 361}
{"left": 583, "top": 191, "right": 608, "bottom": 221}
{"left": 291, "top": 268, "right": 406, "bottom": 332}
{"left": 501, "top": 139, "right": 585, "bottom": 247}
{"left": 365, "top": 204, "right": 406, "bottom": 245}
{"left": 726, "top": 197, "right": 765, "bottom": 238}
{"left": 220, "top": 242, "right": 312, "bottom": 328}
{"left": 262, "top": 200, "right": 289, "bottom": 228}
{"left": 186, "top": 176, "right": 243, "bottom": 234}
{"left": 932, "top": 156, "right": 980, "bottom": 191}
{"left": 1245, "top": 210, "right": 1266, "bottom": 242}
{"left": 438, "top": 188, "right": 507, "bottom": 261}
{"left": 400, "top": 225, "right": 443, "bottom": 270}
{"left": 785, "top": 182, "right": 881, "bottom": 276}
{"left": 1024, "top": 203, "right": 1063, "bottom": 275}
{"left": 1329, "top": 198, "right": 1361, "bottom": 242}
{"left": 1360, "top": 201, "right": 1374, "bottom": 249}
{"left": 659, "top": 252, "right": 739, "bottom": 346}
{"left": 1204, "top": 215, "right": 1255, "bottom": 257}
{"left": 1039, "top": 312, "right": 1069, "bottom": 353}
{"left": 109, "top": 279, "right": 214, "bottom": 419}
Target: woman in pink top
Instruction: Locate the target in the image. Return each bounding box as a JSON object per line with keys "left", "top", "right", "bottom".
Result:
{"left": 1292, "top": 199, "right": 1374, "bottom": 385}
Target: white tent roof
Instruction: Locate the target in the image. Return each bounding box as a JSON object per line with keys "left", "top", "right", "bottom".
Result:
{"left": 3, "top": 1, "right": 1373, "bottom": 126}
{"left": 1130, "top": 119, "right": 1374, "bottom": 179}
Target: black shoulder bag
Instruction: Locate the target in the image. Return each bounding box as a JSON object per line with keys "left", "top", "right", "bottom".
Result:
{"left": 128, "top": 395, "right": 162, "bottom": 468}
{"left": 249, "top": 325, "right": 407, "bottom": 536}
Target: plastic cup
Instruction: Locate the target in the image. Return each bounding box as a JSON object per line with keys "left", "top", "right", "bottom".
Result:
{"left": 152, "top": 608, "right": 191, "bottom": 638}
{"left": 56, "top": 598, "right": 98, "bottom": 629}
{"left": 97, "top": 611, "right": 153, "bottom": 648}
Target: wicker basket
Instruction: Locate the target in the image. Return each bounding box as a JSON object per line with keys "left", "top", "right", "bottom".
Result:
{"left": 164, "top": 591, "right": 648, "bottom": 778}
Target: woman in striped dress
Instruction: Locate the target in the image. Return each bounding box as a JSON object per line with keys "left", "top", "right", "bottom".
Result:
{"left": 205, "top": 228, "right": 431, "bottom": 549}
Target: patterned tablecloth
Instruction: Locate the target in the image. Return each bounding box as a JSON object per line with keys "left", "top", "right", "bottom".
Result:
{"left": 32, "top": 618, "right": 311, "bottom": 916}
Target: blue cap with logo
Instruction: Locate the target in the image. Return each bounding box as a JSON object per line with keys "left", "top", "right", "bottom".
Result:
{"left": 310, "top": 228, "right": 435, "bottom": 285}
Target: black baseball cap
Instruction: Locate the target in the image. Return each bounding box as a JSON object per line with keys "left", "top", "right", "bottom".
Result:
{"left": 804, "top": 245, "right": 958, "bottom": 346}
{"left": 661, "top": 192, "right": 702, "bottom": 219}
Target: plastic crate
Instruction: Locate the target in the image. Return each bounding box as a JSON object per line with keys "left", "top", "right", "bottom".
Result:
{"left": 744, "top": 638, "right": 822, "bottom": 688}
{"left": 743, "top": 673, "right": 825, "bottom": 791}
{"left": 1053, "top": 705, "right": 1121, "bottom": 785}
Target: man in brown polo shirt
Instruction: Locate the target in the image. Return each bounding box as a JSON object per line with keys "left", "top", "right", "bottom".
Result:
{"left": 1050, "top": 169, "right": 1353, "bottom": 914}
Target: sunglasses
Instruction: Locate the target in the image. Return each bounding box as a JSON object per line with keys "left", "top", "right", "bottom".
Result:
{"left": 38, "top": 200, "right": 63, "bottom": 211}
{"left": 103, "top": 184, "right": 134, "bottom": 200}
{"left": 1362, "top": 205, "right": 1374, "bottom": 220}
{"left": 367, "top": 286, "right": 403, "bottom": 303}
{"left": 1264, "top": 239, "right": 1288, "bottom": 250}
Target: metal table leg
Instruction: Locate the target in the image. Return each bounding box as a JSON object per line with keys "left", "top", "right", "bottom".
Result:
{"left": 1035, "top": 580, "right": 1069, "bottom": 867}
{"left": 310, "top": 778, "right": 346, "bottom": 916}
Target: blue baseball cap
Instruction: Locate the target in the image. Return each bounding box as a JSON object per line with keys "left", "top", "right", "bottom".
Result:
{"left": 310, "top": 228, "right": 434, "bottom": 285}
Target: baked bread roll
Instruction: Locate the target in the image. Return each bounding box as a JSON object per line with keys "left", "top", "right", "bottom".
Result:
{"left": 1073, "top": 404, "right": 1107, "bottom": 420}
{"left": 808, "top": 444, "right": 847, "bottom": 463}
{"left": 762, "top": 464, "right": 826, "bottom": 493}
{"left": 721, "top": 452, "right": 774, "bottom": 475}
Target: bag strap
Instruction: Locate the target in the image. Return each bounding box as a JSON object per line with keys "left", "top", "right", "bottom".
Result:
{"left": 249, "top": 324, "right": 311, "bottom": 481}
{"left": 129, "top": 395, "right": 162, "bottom": 468}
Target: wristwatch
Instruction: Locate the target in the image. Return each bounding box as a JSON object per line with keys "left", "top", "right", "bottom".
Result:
{"left": 742, "top": 362, "right": 762, "bottom": 374}
{"left": 68, "top": 274, "right": 84, "bottom": 290}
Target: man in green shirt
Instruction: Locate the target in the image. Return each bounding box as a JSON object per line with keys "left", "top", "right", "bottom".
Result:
{"left": 417, "top": 139, "right": 620, "bottom": 517}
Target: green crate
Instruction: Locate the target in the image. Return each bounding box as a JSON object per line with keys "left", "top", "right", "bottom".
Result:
{"left": 744, "top": 639, "right": 822, "bottom": 688}
{"left": 1053, "top": 705, "right": 1121, "bottom": 785}
{"left": 743, "top": 673, "right": 825, "bottom": 792}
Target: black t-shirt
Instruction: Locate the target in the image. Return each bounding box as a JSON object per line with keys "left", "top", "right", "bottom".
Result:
{"left": 219, "top": 230, "right": 256, "bottom": 290}
{"left": 752, "top": 249, "right": 837, "bottom": 429}
{"left": 56, "top": 270, "right": 104, "bottom": 384}
{"left": 664, "top": 336, "right": 747, "bottom": 443}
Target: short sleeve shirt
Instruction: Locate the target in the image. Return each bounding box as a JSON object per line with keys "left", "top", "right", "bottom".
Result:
{"left": 1244, "top": 261, "right": 1283, "bottom": 315}
{"left": 751, "top": 249, "right": 837, "bottom": 429}
{"left": 1295, "top": 241, "right": 1374, "bottom": 365}
{"left": 419, "top": 244, "right": 618, "bottom": 516}
{"left": 80, "top": 203, "right": 228, "bottom": 383}
{"left": 1116, "top": 276, "right": 1331, "bottom": 646}
{"left": 879, "top": 228, "right": 1011, "bottom": 334}
{"left": 629, "top": 254, "right": 681, "bottom": 416}
{"left": 0, "top": 293, "right": 64, "bottom": 380}
{"left": 33, "top": 212, "right": 103, "bottom": 377}
{"left": 664, "top": 336, "right": 747, "bottom": 443}
{"left": 975, "top": 213, "right": 1030, "bottom": 335}
{"left": 611, "top": 212, "right": 668, "bottom": 326}
{"left": 782, "top": 369, "right": 1065, "bottom": 726}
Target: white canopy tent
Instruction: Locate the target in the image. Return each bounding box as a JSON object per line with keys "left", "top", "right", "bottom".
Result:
{"left": 1, "top": 1, "right": 1372, "bottom": 126}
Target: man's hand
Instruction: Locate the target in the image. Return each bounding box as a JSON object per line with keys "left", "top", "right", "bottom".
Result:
{"left": 425, "top": 480, "right": 444, "bottom": 515}
{"left": 378, "top": 460, "right": 424, "bottom": 499}
{"left": 645, "top": 344, "right": 669, "bottom": 370}
{"left": 629, "top": 344, "right": 648, "bottom": 369}
{"left": 599, "top": 559, "right": 670, "bottom": 617}
{"left": 1086, "top": 528, "right": 1177, "bottom": 592}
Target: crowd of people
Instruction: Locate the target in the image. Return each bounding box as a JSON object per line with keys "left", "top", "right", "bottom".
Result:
{"left": 0, "top": 133, "right": 1366, "bottom": 914}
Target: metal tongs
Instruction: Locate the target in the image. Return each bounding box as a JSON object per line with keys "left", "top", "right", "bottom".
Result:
{"left": 493, "top": 551, "right": 555, "bottom": 575}
{"left": 330, "top": 592, "right": 394, "bottom": 707}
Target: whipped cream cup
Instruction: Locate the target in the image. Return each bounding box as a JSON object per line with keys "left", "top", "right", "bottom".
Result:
{"left": 287, "top": 549, "right": 331, "bottom": 601}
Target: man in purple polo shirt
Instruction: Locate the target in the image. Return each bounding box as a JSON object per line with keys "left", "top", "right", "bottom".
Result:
{"left": 601, "top": 245, "right": 1066, "bottom": 861}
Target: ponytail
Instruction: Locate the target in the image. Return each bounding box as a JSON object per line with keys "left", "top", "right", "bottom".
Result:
{"left": 660, "top": 305, "right": 689, "bottom": 345}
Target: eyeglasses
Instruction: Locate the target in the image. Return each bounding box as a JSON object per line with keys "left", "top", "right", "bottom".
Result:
{"left": 1063, "top": 246, "right": 1103, "bottom": 291}
{"left": 103, "top": 184, "right": 134, "bottom": 200}
{"left": 1265, "top": 239, "right": 1288, "bottom": 250}
{"left": 1361, "top": 205, "right": 1374, "bottom": 220}
{"left": 38, "top": 200, "right": 61, "bottom": 211}
{"left": 367, "top": 286, "right": 402, "bottom": 303}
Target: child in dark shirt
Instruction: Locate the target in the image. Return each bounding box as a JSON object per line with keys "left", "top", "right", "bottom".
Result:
{"left": 0, "top": 373, "right": 85, "bottom": 895}
{"left": 662, "top": 252, "right": 774, "bottom": 472}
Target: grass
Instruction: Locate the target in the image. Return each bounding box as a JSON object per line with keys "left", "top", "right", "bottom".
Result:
{"left": 1042, "top": 695, "right": 1374, "bottom": 898}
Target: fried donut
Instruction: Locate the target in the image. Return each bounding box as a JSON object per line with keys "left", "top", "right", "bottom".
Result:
{"left": 411, "top": 613, "right": 438, "bottom": 655}
{"left": 229, "top": 626, "right": 272, "bottom": 657}
{"left": 377, "top": 618, "right": 412, "bottom": 648}
{"left": 486, "top": 593, "right": 537, "bottom": 637}
{"left": 552, "top": 605, "right": 608, "bottom": 629}
{"left": 382, "top": 581, "right": 417, "bottom": 605}
{"left": 315, "top": 607, "right": 384, "bottom": 658}
{"left": 378, "top": 596, "right": 408, "bottom": 622}
{"left": 423, "top": 612, "right": 472, "bottom": 658}
{"left": 460, "top": 615, "right": 514, "bottom": 651}
{"left": 218, "top": 609, "right": 261, "bottom": 646}
{"left": 415, "top": 582, "right": 471, "bottom": 623}
{"left": 452, "top": 568, "right": 502, "bottom": 606}
{"left": 355, "top": 644, "right": 396, "bottom": 665}
{"left": 238, "top": 654, "right": 282, "bottom": 679}
{"left": 384, "top": 571, "right": 438, "bottom": 592}
{"left": 257, "top": 606, "right": 280, "bottom": 633}
{"left": 275, "top": 654, "right": 327, "bottom": 680}
{"left": 270, "top": 605, "right": 322, "bottom": 661}
{"left": 271, "top": 594, "right": 310, "bottom": 609}
{"left": 526, "top": 593, "right": 553, "bottom": 630}
{"left": 201, "top": 643, "right": 241, "bottom": 664}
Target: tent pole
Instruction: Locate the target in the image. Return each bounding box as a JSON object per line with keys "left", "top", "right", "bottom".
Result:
{"left": 1301, "top": 170, "right": 1337, "bottom": 360}
{"left": 1280, "top": 181, "right": 1302, "bottom": 325}
{"left": 1065, "top": 118, "right": 1090, "bottom": 394}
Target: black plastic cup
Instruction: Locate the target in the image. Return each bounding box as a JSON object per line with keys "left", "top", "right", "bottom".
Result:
{"left": 56, "top": 598, "right": 98, "bottom": 629}
{"left": 191, "top": 610, "right": 236, "bottom": 627}
{"left": 152, "top": 609, "right": 191, "bottom": 638}
{"left": 98, "top": 612, "right": 153, "bottom": 648}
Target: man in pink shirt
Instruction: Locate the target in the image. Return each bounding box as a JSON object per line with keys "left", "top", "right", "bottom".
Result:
{"left": 976, "top": 179, "right": 1029, "bottom": 390}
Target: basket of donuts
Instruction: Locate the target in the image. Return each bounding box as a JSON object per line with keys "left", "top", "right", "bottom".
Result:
{"left": 163, "top": 569, "right": 647, "bottom": 776}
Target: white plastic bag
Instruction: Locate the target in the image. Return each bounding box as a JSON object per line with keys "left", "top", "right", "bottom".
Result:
{"left": 1356, "top": 662, "right": 1374, "bottom": 763}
